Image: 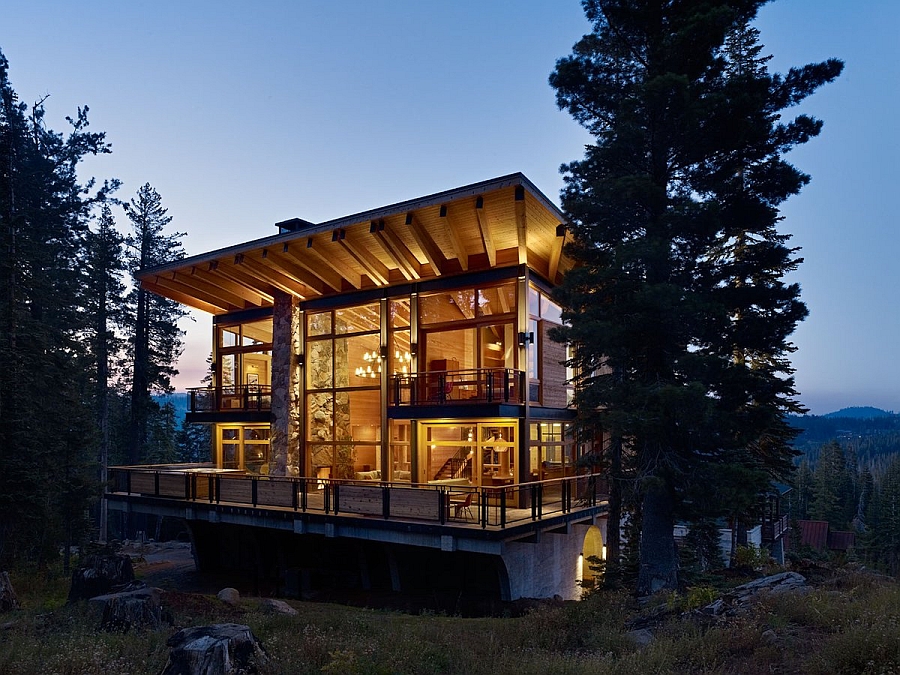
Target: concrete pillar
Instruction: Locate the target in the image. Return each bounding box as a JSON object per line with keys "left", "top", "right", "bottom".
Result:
{"left": 271, "top": 291, "right": 301, "bottom": 476}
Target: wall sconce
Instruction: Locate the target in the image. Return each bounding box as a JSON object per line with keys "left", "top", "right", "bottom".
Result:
{"left": 410, "top": 343, "right": 418, "bottom": 357}
{"left": 298, "top": 353, "right": 305, "bottom": 367}
{"left": 518, "top": 331, "right": 534, "bottom": 347}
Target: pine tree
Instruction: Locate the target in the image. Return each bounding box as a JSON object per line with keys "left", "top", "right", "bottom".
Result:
{"left": 809, "top": 440, "right": 855, "bottom": 528}
{"left": 0, "top": 48, "right": 116, "bottom": 565}
{"left": 123, "top": 184, "right": 187, "bottom": 465}
{"left": 549, "top": 1, "right": 841, "bottom": 594}
{"left": 83, "top": 203, "right": 127, "bottom": 540}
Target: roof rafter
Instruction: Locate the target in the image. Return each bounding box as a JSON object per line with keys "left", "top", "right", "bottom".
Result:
{"left": 371, "top": 220, "right": 420, "bottom": 280}
{"left": 548, "top": 224, "right": 567, "bottom": 283}
{"left": 209, "top": 261, "right": 280, "bottom": 301}
{"left": 171, "top": 270, "right": 249, "bottom": 309}
{"left": 514, "top": 186, "right": 528, "bottom": 265}
{"left": 439, "top": 205, "right": 469, "bottom": 271}
{"left": 261, "top": 248, "right": 331, "bottom": 295}
{"left": 338, "top": 231, "right": 390, "bottom": 285}
{"left": 405, "top": 212, "right": 446, "bottom": 276}
{"left": 190, "top": 265, "right": 271, "bottom": 306}
{"left": 279, "top": 242, "right": 344, "bottom": 292}
{"left": 142, "top": 276, "right": 230, "bottom": 314}
{"left": 474, "top": 195, "right": 496, "bottom": 267}
{"left": 305, "top": 236, "right": 362, "bottom": 290}
{"left": 237, "top": 254, "right": 308, "bottom": 298}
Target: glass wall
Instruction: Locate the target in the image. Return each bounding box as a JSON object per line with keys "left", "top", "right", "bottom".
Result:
{"left": 216, "top": 317, "right": 273, "bottom": 408}
{"left": 419, "top": 421, "right": 516, "bottom": 487}
{"left": 218, "top": 424, "right": 271, "bottom": 475}
{"left": 306, "top": 303, "right": 382, "bottom": 479}
{"left": 419, "top": 282, "right": 516, "bottom": 375}
{"left": 528, "top": 422, "right": 576, "bottom": 481}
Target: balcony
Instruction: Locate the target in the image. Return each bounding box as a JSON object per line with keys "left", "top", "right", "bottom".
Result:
{"left": 390, "top": 368, "right": 525, "bottom": 406}
{"left": 187, "top": 385, "right": 271, "bottom": 415}
{"left": 761, "top": 513, "right": 790, "bottom": 542}
{"left": 107, "top": 464, "right": 607, "bottom": 530}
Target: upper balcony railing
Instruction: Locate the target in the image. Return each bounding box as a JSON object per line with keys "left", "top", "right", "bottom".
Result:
{"left": 390, "top": 368, "right": 525, "bottom": 406}
{"left": 187, "top": 385, "right": 272, "bottom": 414}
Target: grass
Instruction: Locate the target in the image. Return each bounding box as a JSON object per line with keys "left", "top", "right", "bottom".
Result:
{"left": 2, "top": 564, "right": 900, "bottom": 674}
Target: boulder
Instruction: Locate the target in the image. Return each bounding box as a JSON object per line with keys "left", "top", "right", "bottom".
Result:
{"left": 0, "top": 572, "right": 19, "bottom": 612}
{"left": 88, "top": 586, "right": 167, "bottom": 632}
{"left": 217, "top": 587, "right": 240, "bottom": 605}
{"left": 68, "top": 552, "right": 135, "bottom": 603}
{"left": 161, "top": 623, "right": 268, "bottom": 675}
{"left": 700, "top": 571, "right": 808, "bottom": 617}
{"left": 260, "top": 598, "right": 297, "bottom": 616}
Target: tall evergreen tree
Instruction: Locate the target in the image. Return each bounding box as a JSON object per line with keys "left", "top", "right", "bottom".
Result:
{"left": 83, "top": 203, "right": 127, "bottom": 540}
{"left": 0, "top": 48, "right": 116, "bottom": 565}
{"left": 549, "top": 1, "right": 841, "bottom": 593}
{"left": 123, "top": 184, "right": 187, "bottom": 465}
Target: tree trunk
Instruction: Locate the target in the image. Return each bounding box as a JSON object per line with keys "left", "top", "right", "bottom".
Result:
{"left": 636, "top": 479, "right": 678, "bottom": 595}
{"left": 605, "top": 434, "right": 623, "bottom": 583}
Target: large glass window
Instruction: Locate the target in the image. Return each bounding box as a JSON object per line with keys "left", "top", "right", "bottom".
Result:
{"left": 419, "top": 421, "right": 516, "bottom": 487}
{"left": 218, "top": 424, "right": 270, "bottom": 475}
{"left": 305, "top": 303, "right": 382, "bottom": 479}
{"left": 215, "top": 316, "right": 273, "bottom": 409}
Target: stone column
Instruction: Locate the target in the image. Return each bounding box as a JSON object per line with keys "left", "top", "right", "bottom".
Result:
{"left": 270, "top": 291, "right": 301, "bottom": 476}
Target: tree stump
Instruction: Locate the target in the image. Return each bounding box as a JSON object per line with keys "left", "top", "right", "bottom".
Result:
{"left": 68, "top": 552, "right": 135, "bottom": 603}
{"left": 88, "top": 586, "right": 167, "bottom": 632}
{"left": 0, "top": 572, "right": 20, "bottom": 612}
{"left": 161, "top": 624, "right": 268, "bottom": 675}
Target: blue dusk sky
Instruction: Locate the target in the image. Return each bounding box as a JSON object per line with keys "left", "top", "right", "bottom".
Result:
{"left": 2, "top": 1, "right": 896, "bottom": 415}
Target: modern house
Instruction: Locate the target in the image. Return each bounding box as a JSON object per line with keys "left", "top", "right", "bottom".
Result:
{"left": 107, "top": 174, "right": 609, "bottom": 601}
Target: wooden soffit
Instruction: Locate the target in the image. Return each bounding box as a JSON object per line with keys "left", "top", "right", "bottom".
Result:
{"left": 138, "top": 173, "right": 572, "bottom": 315}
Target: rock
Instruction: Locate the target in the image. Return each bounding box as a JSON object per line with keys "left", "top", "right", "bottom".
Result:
{"left": 699, "top": 571, "right": 808, "bottom": 617}
{"left": 730, "top": 572, "right": 807, "bottom": 605}
{"left": 627, "top": 628, "right": 654, "bottom": 648}
{"left": 260, "top": 598, "right": 297, "bottom": 616}
{"left": 161, "top": 623, "right": 268, "bottom": 675}
{"left": 217, "top": 587, "right": 240, "bottom": 605}
{"left": 0, "top": 572, "right": 20, "bottom": 612}
{"left": 88, "top": 586, "right": 167, "bottom": 632}
{"left": 761, "top": 629, "right": 778, "bottom": 645}
{"left": 68, "top": 552, "right": 135, "bottom": 603}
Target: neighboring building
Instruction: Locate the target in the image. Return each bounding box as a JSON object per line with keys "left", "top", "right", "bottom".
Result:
{"left": 108, "top": 174, "right": 609, "bottom": 601}
{"left": 789, "top": 520, "right": 856, "bottom": 554}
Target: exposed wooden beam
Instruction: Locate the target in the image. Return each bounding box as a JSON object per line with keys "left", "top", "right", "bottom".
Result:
{"left": 405, "top": 212, "right": 446, "bottom": 276}
{"left": 190, "top": 265, "right": 272, "bottom": 306}
{"left": 209, "top": 260, "right": 279, "bottom": 301}
{"left": 371, "top": 220, "right": 420, "bottom": 280}
{"left": 279, "top": 242, "right": 344, "bottom": 292}
{"left": 474, "top": 195, "right": 496, "bottom": 267}
{"left": 548, "top": 223, "right": 567, "bottom": 282}
{"left": 237, "top": 255, "right": 308, "bottom": 298}
{"left": 339, "top": 234, "right": 390, "bottom": 285}
{"left": 304, "top": 237, "right": 362, "bottom": 290}
{"left": 514, "top": 186, "right": 528, "bottom": 265}
{"left": 439, "top": 205, "right": 469, "bottom": 271}
{"left": 261, "top": 249, "right": 331, "bottom": 295}
{"left": 171, "top": 270, "right": 250, "bottom": 309}
{"left": 142, "top": 277, "right": 229, "bottom": 314}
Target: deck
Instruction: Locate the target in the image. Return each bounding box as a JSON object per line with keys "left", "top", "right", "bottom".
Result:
{"left": 107, "top": 465, "right": 607, "bottom": 535}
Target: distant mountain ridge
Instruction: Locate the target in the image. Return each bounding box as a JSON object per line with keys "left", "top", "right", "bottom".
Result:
{"left": 823, "top": 406, "right": 895, "bottom": 419}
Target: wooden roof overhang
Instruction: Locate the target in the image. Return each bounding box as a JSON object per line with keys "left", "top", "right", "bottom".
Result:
{"left": 138, "top": 173, "right": 573, "bottom": 316}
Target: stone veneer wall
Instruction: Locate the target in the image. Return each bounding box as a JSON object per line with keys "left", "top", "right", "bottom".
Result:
{"left": 270, "top": 291, "right": 301, "bottom": 476}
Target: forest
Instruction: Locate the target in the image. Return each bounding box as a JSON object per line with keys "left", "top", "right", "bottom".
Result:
{"left": 789, "top": 410, "right": 900, "bottom": 574}
{"left": 0, "top": 48, "right": 208, "bottom": 570}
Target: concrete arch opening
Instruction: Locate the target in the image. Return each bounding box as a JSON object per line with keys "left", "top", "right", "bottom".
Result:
{"left": 580, "top": 525, "right": 605, "bottom": 588}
